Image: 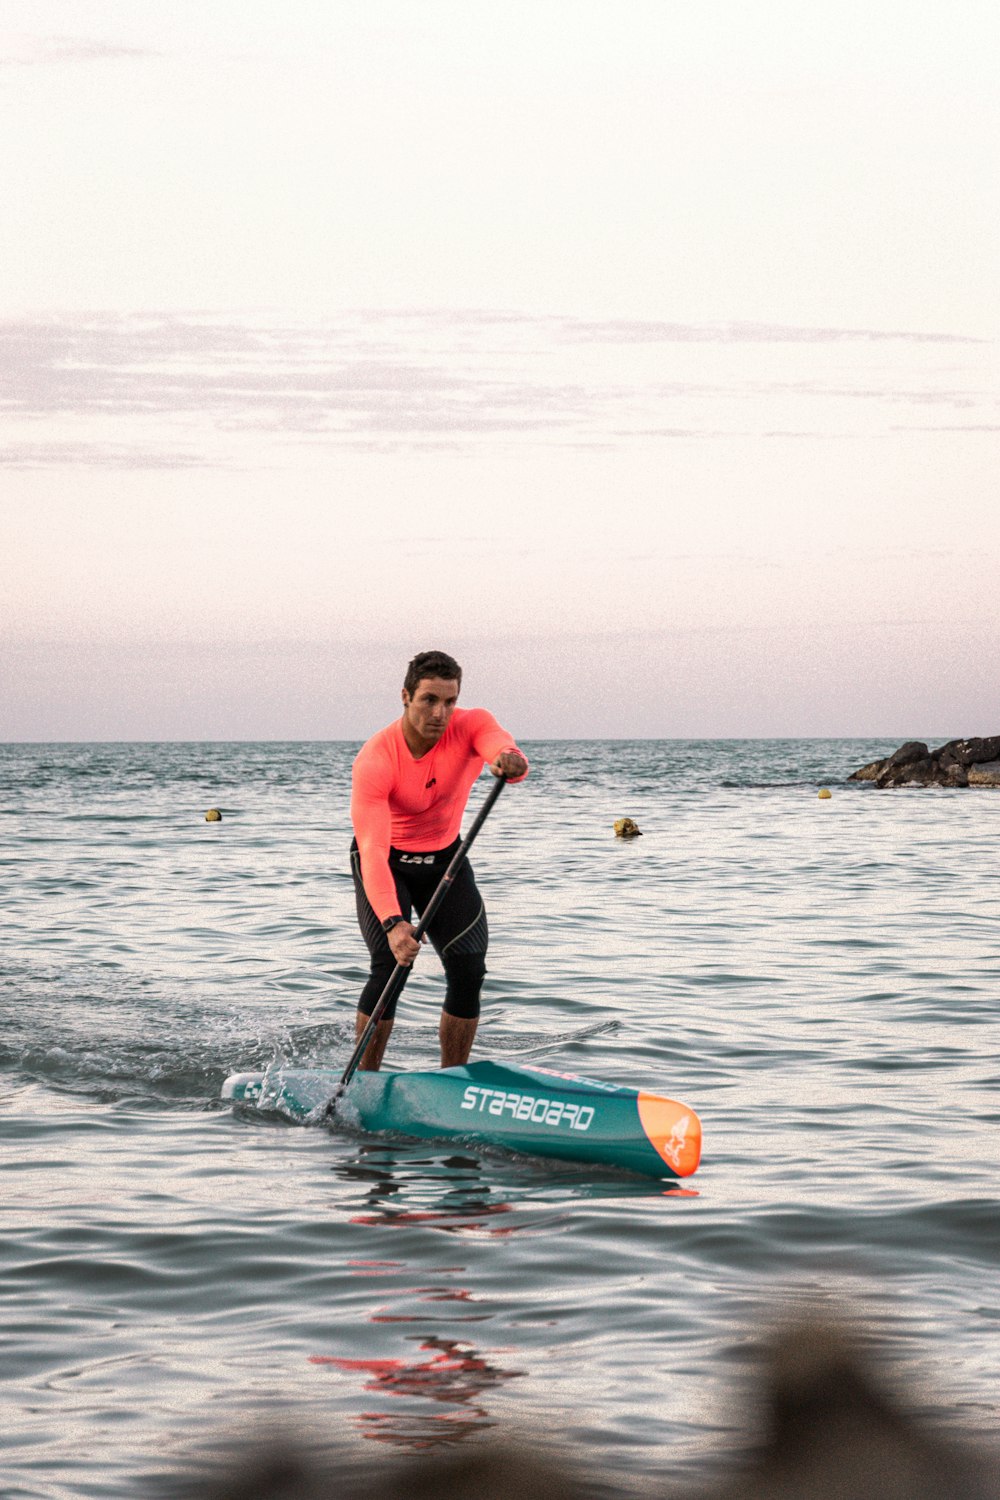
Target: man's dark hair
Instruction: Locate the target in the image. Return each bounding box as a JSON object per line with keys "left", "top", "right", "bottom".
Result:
{"left": 403, "top": 650, "right": 462, "bottom": 696}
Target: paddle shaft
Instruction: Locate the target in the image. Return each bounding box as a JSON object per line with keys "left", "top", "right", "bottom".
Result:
{"left": 332, "top": 773, "right": 508, "bottom": 1101}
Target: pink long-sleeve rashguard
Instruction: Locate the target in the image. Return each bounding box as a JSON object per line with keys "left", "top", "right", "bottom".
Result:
{"left": 350, "top": 707, "right": 529, "bottom": 922}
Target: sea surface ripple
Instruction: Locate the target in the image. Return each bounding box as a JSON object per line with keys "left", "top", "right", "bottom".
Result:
{"left": 2, "top": 739, "right": 998, "bottom": 1497}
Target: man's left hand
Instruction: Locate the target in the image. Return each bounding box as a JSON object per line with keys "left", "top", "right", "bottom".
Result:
{"left": 490, "top": 750, "right": 528, "bottom": 780}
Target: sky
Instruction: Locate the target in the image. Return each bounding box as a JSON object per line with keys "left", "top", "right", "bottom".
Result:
{"left": 2, "top": 1, "right": 998, "bottom": 740}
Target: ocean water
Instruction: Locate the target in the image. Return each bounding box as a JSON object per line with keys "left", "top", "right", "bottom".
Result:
{"left": 2, "top": 739, "right": 998, "bottom": 1497}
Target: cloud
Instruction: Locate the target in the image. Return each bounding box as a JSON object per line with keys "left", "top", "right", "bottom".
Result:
{"left": 0, "top": 442, "right": 207, "bottom": 469}
{"left": 1, "top": 310, "right": 994, "bottom": 467}
{"left": 559, "top": 318, "right": 984, "bottom": 346}
{"left": 0, "top": 315, "right": 596, "bottom": 450}
{"left": 0, "top": 33, "right": 160, "bottom": 66}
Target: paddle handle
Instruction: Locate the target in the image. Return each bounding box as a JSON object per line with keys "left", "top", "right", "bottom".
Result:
{"left": 332, "top": 774, "right": 508, "bottom": 1100}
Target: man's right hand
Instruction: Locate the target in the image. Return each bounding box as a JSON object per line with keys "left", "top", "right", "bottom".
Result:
{"left": 388, "top": 921, "right": 422, "bottom": 966}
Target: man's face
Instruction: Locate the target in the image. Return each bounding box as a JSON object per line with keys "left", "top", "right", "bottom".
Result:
{"left": 402, "top": 677, "right": 460, "bottom": 746}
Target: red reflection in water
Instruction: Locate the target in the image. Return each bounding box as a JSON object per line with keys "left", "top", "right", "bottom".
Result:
{"left": 367, "top": 1282, "right": 487, "bottom": 1325}
{"left": 309, "top": 1336, "right": 523, "bottom": 1450}
{"left": 348, "top": 1259, "right": 406, "bottom": 1276}
{"left": 349, "top": 1201, "right": 514, "bottom": 1232}
{"left": 414, "top": 1287, "right": 474, "bottom": 1301}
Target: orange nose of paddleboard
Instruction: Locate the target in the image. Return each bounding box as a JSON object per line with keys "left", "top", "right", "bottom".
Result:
{"left": 637, "top": 1092, "right": 702, "bottom": 1177}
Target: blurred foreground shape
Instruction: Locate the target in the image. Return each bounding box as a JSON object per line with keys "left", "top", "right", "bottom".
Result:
{"left": 707, "top": 1321, "right": 998, "bottom": 1500}
{"left": 185, "top": 1320, "right": 999, "bottom": 1499}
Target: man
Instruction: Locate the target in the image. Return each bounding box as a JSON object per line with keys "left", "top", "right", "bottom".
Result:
{"left": 350, "top": 650, "right": 528, "bottom": 1071}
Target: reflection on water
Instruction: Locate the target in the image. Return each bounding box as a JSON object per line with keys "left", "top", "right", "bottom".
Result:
{"left": 315, "top": 1145, "right": 708, "bottom": 1451}
{"left": 317, "top": 1151, "right": 527, "bottom": 1450}
{"left": 334, "top": 1145, "right": 687, "bottom": 1218}
{"left": 350, "top": 1262, "right": 492, "bottom": 1328}
{"left": 369, "top": 1281, "right": 490, "bottom": 1325}
{"left": 311, "top": 1329, "right": 523, "bottom": 1450}
{"left": 337, "top": 1150, "right": 522, "bottom": 1235}
{"left": 350, "top": 1203, "right": 518, "bottom": 1233}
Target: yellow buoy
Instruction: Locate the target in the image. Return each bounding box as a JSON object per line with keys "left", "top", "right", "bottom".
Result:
{"left": 818, "top": 788, "right": 832, "bottom": 800}
{"left": 205, "top": 808, "right": 222, "bottom": 821}
{"left": 614, "top": 817, "right": 642, "bottom": 838}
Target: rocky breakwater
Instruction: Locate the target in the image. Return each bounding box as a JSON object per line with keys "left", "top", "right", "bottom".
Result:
{"left": 850, "top": 737, "right": 1000, "bottom": 788}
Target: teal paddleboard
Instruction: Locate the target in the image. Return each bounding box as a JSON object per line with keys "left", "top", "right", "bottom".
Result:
{"left": 222, "top": 1059, "right": 701, "bottom": 1180}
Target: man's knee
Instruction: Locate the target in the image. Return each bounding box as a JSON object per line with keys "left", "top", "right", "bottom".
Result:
{"left": 358, "top": 959, "right": 405, "bottom": 1018}
{"left": 442, "top": 952, "right": 486, "bottom": 1019}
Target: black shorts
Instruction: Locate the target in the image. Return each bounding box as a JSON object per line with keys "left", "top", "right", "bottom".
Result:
{"left": 351, "top": 839, "right": 489, "bottom": 1019}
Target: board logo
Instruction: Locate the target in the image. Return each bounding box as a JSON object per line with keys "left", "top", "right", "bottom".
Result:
{"left": 461, "top": 1085, "right": 595, "bottom": 1132}
{"left": 660, "top": 1115, "right": 691, "bottom": 1170}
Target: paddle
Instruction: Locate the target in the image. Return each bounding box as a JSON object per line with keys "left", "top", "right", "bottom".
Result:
{"left": 325, "top": 773, "right": 508, "bottom": 1115}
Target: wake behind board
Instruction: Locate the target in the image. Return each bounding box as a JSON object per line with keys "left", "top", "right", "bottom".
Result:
{"left": 222, "top": 1059, "right": 701, "bottom": 1180}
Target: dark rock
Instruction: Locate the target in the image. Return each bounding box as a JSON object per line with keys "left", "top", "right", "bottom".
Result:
{"left": 931, "top": 736, "right": 1000, "bottom": 767}
{"left": 962, "top": 736, "right": 1000, "bottom": 764}
{"left": 850, "top": 737, "right": 1000, "bottom": 789}
{"left": 888, "top": 741, "right": 929, "bottom": 767}
{"left": 933, "top": 740, "right": 964, "bottom": 768}
{"left": 876, "top": 755, "right": 935, "bottom": 788}
{"left": 848, "top": 742, "right": 927, "bottom": 783}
